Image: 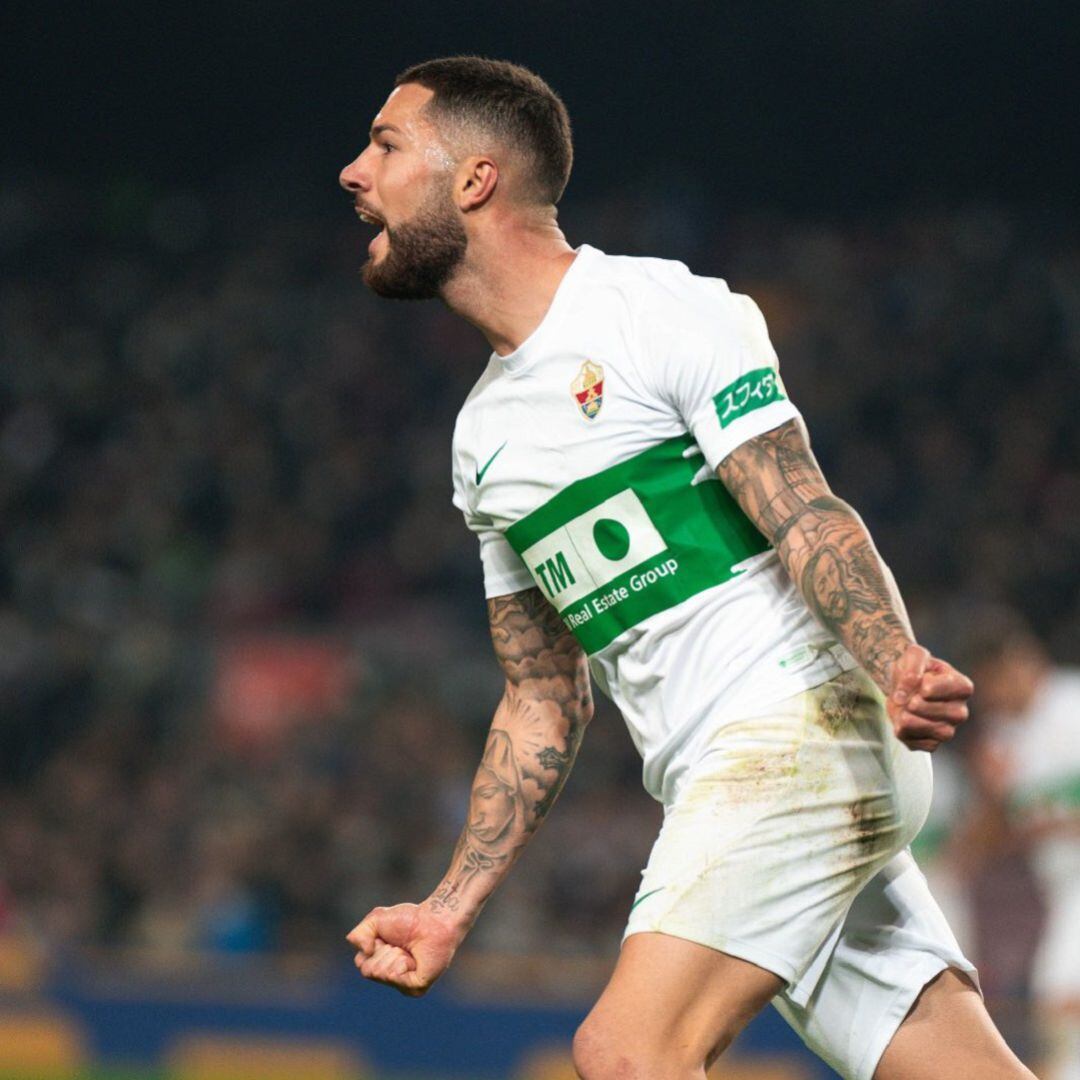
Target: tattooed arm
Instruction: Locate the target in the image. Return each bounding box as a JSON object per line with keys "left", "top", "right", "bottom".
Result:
{"left": 717, "top": 418, "right": 971, "bottom": 750}
{"left": 427, "top": 588, "right": 593, "bottom": 920}
{"left": 347, "top": 587, "right": 592, "bottom": 995}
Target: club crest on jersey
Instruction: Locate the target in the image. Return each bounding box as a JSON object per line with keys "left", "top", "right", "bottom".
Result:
{"left": 571, "top": 360, "right": 605, "bottom": 420}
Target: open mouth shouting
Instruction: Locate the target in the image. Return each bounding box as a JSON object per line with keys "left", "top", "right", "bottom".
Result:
{"left": 355, "top": 202, "right": 388, "bottom": 256}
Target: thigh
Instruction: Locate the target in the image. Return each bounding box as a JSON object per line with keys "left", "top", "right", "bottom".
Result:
{"left": 874, "top": 969, "right": 1034, "bottom": 1079}
{"left": 775, "top": 850, "right": 1007, "bottom": 1080}
{"left": 582, "top": 931, "right": 784, "bottom": 1068}
{"left": 626, "top": 671, "right": 931, "bottom": 995}
{"left": 773, "top": 882, "right": 1033, "bottom": 1080}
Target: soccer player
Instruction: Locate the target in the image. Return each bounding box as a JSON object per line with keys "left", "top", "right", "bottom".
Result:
{"left": 340, "top": 57, "right": 1033, "bottom": 1079}
{"left": 962, "top": 609, "right": 1080, "bottom": 1079}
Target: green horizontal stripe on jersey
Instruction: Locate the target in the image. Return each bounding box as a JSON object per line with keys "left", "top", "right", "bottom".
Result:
{"left": 504, "top": 433, "right": 768, "bottom": 653}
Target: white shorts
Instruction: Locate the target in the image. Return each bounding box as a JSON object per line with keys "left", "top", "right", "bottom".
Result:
{"left": 624, "top": 669, "right": 978, "bottom": 1080}
{"left": 1032, "top": 875, "right": 1080, "bottom": 1003}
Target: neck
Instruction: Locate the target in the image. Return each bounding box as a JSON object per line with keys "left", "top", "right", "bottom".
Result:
{"left": 440, "top": 216, "right": 577, "bottom": 356}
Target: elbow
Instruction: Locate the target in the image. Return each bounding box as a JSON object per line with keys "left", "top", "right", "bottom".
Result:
{"left": 575, "top": 666, "right": 595, "bottom": 728}
{"left": 563, "top": 672, "right": 594, "bottom": 732}
{"left": 579, "top": 697, "right": 595, "bottom": 728}
{"left": 568, "top": 650, "right": 594, "bottom": 728}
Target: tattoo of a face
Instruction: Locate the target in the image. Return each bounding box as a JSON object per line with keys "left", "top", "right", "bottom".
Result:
{"left": 432, "top": 588, "right": 592, "bottom": 918}
{"left": 468, "top": 730, "right": 524, "bottom": 846}
{"left": 718, "top": 419, "right": 913, "bottom": 692}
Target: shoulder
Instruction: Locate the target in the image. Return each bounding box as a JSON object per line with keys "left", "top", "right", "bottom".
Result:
{"left": 582, "top": 247, "right": 754, "bottom": 349}
{"left": 580, "top": 252, "right": 779, "bottom": 416}
{"left": 584, "top": 246, "right": 727, "bottom": 307}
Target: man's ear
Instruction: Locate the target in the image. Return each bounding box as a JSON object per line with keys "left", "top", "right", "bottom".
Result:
{"left": 457, "top": 156, "right": 498, "bottom": 212}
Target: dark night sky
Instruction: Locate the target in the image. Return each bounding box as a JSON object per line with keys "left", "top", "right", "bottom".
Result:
{"left": 3, "top": 0, "right": 1078, "bottom": 215}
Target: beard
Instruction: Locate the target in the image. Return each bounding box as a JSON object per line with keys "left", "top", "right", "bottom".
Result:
{"left": 362, "top": 188, "right": 467, "bottom": 300}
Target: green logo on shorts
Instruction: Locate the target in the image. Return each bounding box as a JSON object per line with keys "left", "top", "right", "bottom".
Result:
{"left": 505, "top": 434, "right": 769, "bottom": 653}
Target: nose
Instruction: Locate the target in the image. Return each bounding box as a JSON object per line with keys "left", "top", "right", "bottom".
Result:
{"left": 339, "top": 152, "right": 369, "bottom": 194}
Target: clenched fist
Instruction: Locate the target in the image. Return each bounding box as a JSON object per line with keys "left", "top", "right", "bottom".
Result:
{"left": 347, "top": 901, "right": 466, "bottom": 997}
{"left": 887, "top": 643, "right": 974, "bottom": 752}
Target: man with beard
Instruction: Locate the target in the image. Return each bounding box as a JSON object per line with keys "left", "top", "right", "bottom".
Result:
{"left": 340, "top": 57, "right": 1032, "bottom": 1080}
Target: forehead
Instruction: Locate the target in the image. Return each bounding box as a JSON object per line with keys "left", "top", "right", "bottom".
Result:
{"left": 371, "top": 82, "right": 436, "bottom": 135}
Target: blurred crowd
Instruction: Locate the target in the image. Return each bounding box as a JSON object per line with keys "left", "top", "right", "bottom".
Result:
{"left": 1, "top": 176, "right": 1078, "bottom": 980}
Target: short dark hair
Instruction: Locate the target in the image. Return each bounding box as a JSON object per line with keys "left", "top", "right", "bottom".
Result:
{"left": 395, "top": 56, "right": 573, "bottom": 205}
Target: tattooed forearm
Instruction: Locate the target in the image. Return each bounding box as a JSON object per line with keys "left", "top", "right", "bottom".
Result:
{"left": 428, "top": 588, "right": 592, "bottom": 922}
{"left": 718, "top": 420, "right": 914, "bottom": 693}
{"left": 537, "top": 746, "right": 571, "bottom": 771}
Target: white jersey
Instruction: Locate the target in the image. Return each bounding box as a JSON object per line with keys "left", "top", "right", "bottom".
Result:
{"left": 452, "top": 245, "right": 856, "bottom": 804}
{"left": 989, "top": 668, "right": 1080, "bottom": 894}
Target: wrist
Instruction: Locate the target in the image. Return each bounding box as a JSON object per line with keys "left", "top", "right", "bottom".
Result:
{"left": 865, "top": 635, "right": 918, "bottom": 700}
{"left": 883, "top": 639, "right": 922, "bottom": 694}
{"left": 423, "top": 886, "right": 483, "bottom": 933}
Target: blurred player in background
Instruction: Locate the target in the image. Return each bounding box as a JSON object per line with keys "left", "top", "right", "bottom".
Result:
{"left": 908, "top": 745, "right": 978, "bottom": 959}
{"left": 964, "top": 609, "right": 1080, "bottom": 1079}
{"left": 338, "top": 57, "right": 1033, "bottom": 1078}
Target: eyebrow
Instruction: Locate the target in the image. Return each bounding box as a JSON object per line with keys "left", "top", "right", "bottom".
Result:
{"left": 370, "top": 123, "right": 405, "bottom": 140}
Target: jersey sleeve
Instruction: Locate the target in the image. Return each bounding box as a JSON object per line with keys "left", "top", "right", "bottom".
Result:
{"left": 473, "top": 529, "right": 535, "bottom": 598}
{"left": 451, "top": 439, "right": 535, "bottom": 599}
{"left": 651, "top": 280, "right": 802, "bottom": 471}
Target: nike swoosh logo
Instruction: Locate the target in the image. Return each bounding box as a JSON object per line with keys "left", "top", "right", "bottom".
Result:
{"left": 629, "top": 886, "right": 665, "bottom": 913}
{"left": 476, "top": 441, "right": 507, "bottom": 485}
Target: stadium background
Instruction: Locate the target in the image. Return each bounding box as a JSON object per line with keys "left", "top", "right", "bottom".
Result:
{"left": 2, "top": 1, "right": 1078, "bottom": 1076}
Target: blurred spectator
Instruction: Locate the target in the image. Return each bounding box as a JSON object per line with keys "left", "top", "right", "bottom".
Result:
{"left": 909, "top": 746, "right": 978, "bottom": 959}
{"left": 959, "top": 608, "right": 1080, "bottom": 1079}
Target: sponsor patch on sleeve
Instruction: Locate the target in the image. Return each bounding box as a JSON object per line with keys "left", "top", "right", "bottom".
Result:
{"left": 712, "top": 367, "right": 786, "bottom": 428}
